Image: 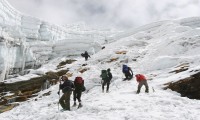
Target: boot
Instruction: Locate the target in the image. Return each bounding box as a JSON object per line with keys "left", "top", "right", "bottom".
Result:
{"left": 145, "top": 89, "right": 149, "bottom": 93}
{"left": 136, "top": 90, "right": 140, "bottom": 94}
{"left": 73, "top": 102, "right": 76, "bottom": 107}
{"left": 78, "top": 102, "right": 83, "bottom": 108}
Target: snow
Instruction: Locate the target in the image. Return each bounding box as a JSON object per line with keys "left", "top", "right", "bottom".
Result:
{"left": 1, "top": 0, "right": 200, "bottom": 119}
{"left": 1, "top": 16, "right": 200, "bottom": 119}
{"left": 1, "top": 71, "right": 200, "bottom": 120}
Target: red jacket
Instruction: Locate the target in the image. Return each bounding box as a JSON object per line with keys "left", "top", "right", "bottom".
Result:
{"left": 135, "top": 74, "right": 146, "bottom": 82}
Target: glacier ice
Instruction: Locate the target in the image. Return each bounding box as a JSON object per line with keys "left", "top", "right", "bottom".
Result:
{"left": 0, "top": 0, "right": 117, "bottom": 82}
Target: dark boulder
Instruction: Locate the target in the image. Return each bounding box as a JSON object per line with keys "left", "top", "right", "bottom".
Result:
{"left": 165, "top": 72, "right": 200, "bottom": 99}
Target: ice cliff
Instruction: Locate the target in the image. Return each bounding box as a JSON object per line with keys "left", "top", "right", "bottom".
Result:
{"left": 0, "top": 0, "right": 117, "bottom": 81}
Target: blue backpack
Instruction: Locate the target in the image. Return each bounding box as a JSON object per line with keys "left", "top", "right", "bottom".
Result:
{"left": 122, "top": 65, "right": 129, "bottom": 73}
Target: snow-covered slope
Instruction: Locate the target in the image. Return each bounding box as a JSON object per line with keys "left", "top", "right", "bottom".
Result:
{"left": 1, "top": 17, "right": 200, "bottom": 119}
{"left": 0, "top": 0, "right": 118, "bottom": 81}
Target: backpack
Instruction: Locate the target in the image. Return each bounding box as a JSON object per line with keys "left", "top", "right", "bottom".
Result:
{"left": 81, "top": 53, "right": 85, "bottom": 57}
{"left": 101, "top": 70, "right": 108, "bottom": 80}
{"left": 122, "top": 65, "right": 129, "bottom": 73}
{"left": 74, "top": 77, "right": 84, "bottom": 85}
{"left": 136, "top": 74, "right": 146, "bottom": 82}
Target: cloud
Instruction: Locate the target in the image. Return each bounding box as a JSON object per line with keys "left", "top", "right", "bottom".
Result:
{"left": 6, "top": 0, "right": 200, "bottom": 29}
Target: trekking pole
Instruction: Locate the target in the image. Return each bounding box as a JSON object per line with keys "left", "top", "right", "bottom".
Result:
{"left": 152, "top": 87, "right": 155, "bottom": 92}
{"left": 58, "top": 77, "right": 62, "bottom": 111}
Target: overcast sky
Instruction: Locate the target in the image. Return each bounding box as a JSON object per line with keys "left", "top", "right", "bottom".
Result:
{"left": 7, "top": 0, "right": 200, "bottom": 29}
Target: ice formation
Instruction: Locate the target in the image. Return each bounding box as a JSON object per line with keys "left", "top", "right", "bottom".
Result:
{"left": 0, "top": 0, "right": 117, "bottom": 81}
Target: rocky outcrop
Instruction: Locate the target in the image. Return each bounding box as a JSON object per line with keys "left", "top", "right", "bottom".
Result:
{"left": 169, "top": 63, "right": 189, "bottom": 74}
{"left": 0, "top": 68, "right": 70, "bottom": 93}
{"left": 165, "top": 72, "right": 200, "bottom": 99}
{"left": 0, "top": 103, "right": 19, "bottom": 113}
{"left": 0, "top": 58, "right": 77, "bottom": 113}
{"left": 57, "top": 59, "right": 77, "bottom": 69}
{"left": 0, "top": 69, "right": 67, "bottom": 113}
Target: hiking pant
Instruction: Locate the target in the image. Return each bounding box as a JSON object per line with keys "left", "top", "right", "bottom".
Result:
{"left": 85, "top": 56, "right": 88, "bottom": 61}
{"left": 102, "top": 81, "right": 110, "bottom": 92}
{"left": 137, "top": 80, "right": 149, "bottom": 93}
{"left": 59, "top": 91, "right": 72, "bottom": 110}
{"left": 73, "top": 90, "right": 82, "bottom": 102}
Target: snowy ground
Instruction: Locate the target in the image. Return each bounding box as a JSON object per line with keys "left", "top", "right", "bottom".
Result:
{"left": 1, "top": 21, "right": 200, "bottom": 120}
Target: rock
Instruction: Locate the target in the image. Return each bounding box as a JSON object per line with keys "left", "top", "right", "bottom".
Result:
{"left": 46, "top": 72, "right": 59, "bottom": 80}
{"left": 169, "top": 63, "right": 189, "bottom": 74}
{"left": 65, "top": 72, "right": 73, "bottom": 78}
{"left": 2, "top": 69, "right": 69, "bottom": 93}
{"left": 49, "top": 79, "right": 59, "bottom": 85}
{"left": 42, "top": 91, "right": 51, "bottom": 96}
{"left": 165, "top": 72, "right": 200, "bottom": 99}
{"left": 57, "top": 59, "right": 76, "bottom": 68}
{"left": 0, "top": 99, "right": 7, "bottom": 105}
{"left": 56, "top": 70, "right": 69, "bottom": 76}
{"left": 82, "top": 64, "right": 87, "bottom": 66}
{"left": 0, "top": 84, "right": 5, "bottom": 93}
{"left": 16, "top": 96, "right": 27, "bottom": 102}
{"left": 78, "top": 68, "right": 89, "bottom": 73}
{"left": 169, "top": 68, "right": 189, "bottom": 74}
{"left": 107, "top": 58, "right": 119, "bottom": 63}
{"left": 0, "top": 103, "right": 19, "bottom": 113}
{"left": 115, "top": 51, "right": 127, "bottom": 54}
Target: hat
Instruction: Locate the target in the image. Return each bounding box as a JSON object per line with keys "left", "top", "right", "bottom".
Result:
{"left": 62, "top": 75, "right": 68, "bottom": 80}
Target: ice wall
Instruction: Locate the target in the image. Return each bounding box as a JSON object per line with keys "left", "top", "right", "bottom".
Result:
{"left": 0, "top": 0, "right": 116, "bottom": 81}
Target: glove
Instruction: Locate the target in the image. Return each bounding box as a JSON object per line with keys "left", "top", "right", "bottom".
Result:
{"left": 57, "top": 91, "right": 60, "bottom": 95}
{"left": 71, "top": 88, "right": 75, "bottom": 91}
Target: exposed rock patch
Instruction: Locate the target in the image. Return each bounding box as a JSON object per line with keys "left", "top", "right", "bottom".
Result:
{"left": 165, "top": 72, "right": 200, "bottom": 99}
{"left": 57, "top": 59, "right": 76, "bottom": 69}
{"left": 0, "top": 103, "right": 19, "bottom": 113}
{"left": 78, "top": 68, "right": 90, "bottom": 73}
{"left": 0, "top": 60, "right": 72, "bottom": 113}
{"left": 115, "top": 51, "right": 127, "bottom": 54}
{"left": 107, "top": 58, "right": 119, "bottom": 63}
{"left": 169, "top": 63, "right": 189, "bottom": 74}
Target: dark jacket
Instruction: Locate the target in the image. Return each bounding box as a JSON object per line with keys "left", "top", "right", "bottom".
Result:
{"left": 125, "top": 67, "right": 133, "bottom": 76}
{"left": 107, "top": 71, "right": 112, "bottom": 82}
{"left": 60, "top": 80, "right": 75, "bottom": 93}
{"left": 84, "top": 51, "right": 90, "bottom": 58}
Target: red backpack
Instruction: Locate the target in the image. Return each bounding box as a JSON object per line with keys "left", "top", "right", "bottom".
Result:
{"left": 75, "top": 77, "right": 84, "bottom": 84}
{"left": 136, "top": 74, "right": 146, "bottom": 82}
